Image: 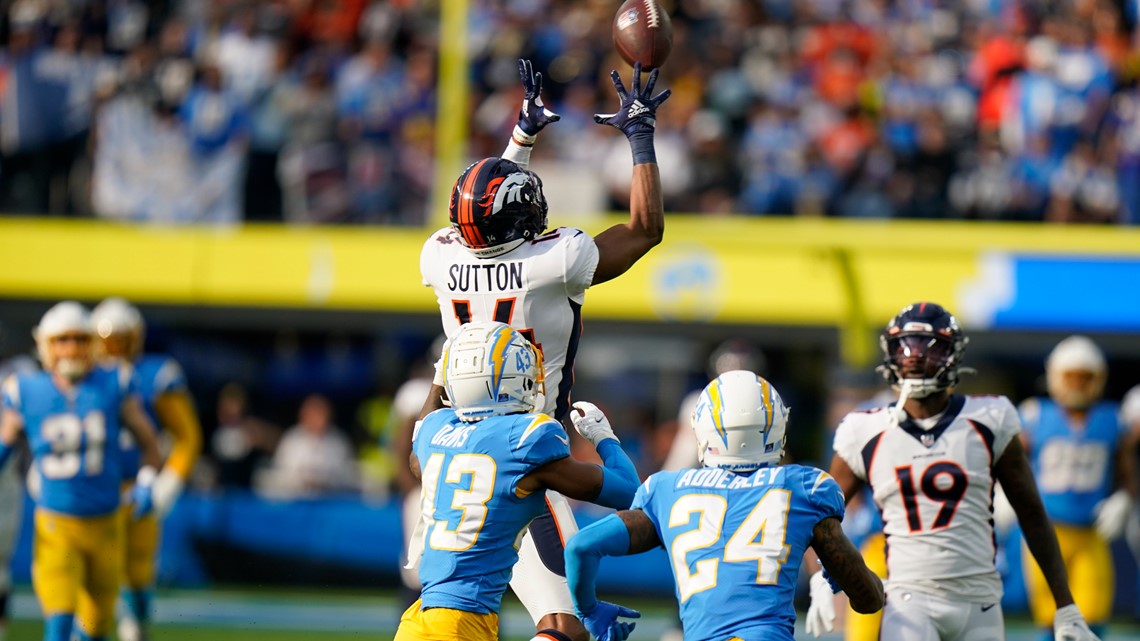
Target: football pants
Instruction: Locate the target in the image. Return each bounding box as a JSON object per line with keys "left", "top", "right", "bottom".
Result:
{"left": 32, "top": 509, "right": 124, "bottom": 638}
{"left": 881, "top": 590, "right": 1004, "bottom": 641}
{"left": 393, "top": 599, "right": 498, "bottom": 641}
{"left": 509, "top": 491, "right": 579, "bottom": 622}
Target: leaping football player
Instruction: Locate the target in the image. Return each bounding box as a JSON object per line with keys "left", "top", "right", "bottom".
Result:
{"left": 415, "top": 59, "right": 669, "bottom": 641}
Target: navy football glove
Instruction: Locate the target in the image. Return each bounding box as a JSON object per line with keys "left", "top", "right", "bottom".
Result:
{"left": 594, "top": 62, "right": 671, "bottom": 137}
{"left": 594, "top": 63, "right": 670, "bottom": 164}
{"left": 516, "top": 58, "right": 560, "bottom": 137}
{"left": 578, "top": 600, "right": 640, "bottom": 641}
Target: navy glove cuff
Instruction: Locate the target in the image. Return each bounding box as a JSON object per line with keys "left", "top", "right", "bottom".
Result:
{"left": 628, "top": 130, "right": 656, "bottom": 165}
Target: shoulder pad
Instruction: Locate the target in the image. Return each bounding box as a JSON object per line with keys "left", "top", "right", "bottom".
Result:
{"left": 514, "top": 413, "right": 564, "bottom": 450}
{"left": 1, "top": 375, "right": 19, "bottom": 408}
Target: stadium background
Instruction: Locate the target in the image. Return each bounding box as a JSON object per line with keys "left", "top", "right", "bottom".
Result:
{"left": 1, "top": 0, "right": 1140, "bottom": 638}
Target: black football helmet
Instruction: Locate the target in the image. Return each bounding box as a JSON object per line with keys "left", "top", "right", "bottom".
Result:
{"left": 878, "top": 302, "right": 969, "bottom": 398}
{"left": 449, "top": 158, "right": 548, "bottom": 257}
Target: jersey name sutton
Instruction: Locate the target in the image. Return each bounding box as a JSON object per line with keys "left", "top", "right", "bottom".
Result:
{"left": 633, "top": 464, "right": 845, "bottom": 641}
{"left": 422, "top": 227, "right": 599, "bottom": 421}
{"left": 833, "top": 394, "right": 1021, "bottom": 603}
{"left": 2, "top": 365, "right": 136, "bottom": 516}
{"left": 412, "top": 408, "right": 571, "bottom": 614}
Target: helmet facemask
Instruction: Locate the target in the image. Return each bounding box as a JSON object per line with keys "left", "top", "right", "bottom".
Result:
{"left": 882, "top": 334, "right": 960, "bottom": 399}
{"left": 877, "top": 302, "right": 971, "bottom": 402}
{"left": 34, "top": 302, "right": 96, "bottom": 382}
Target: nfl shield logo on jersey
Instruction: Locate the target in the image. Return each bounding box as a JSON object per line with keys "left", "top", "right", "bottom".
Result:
{"left": 920, "top": 432, "right": 935, "bottom": 447}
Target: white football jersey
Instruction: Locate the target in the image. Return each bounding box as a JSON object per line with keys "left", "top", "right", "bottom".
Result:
{"left": 833, "top": 394, "right": 1022, "bottom": 603}
{"left": 421, "top": 226, "right": 599, "bottom": 421}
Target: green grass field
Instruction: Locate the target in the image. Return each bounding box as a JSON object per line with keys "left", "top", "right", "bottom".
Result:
{"left": 8, "top": 586, "right": 1140, "bottom": 640}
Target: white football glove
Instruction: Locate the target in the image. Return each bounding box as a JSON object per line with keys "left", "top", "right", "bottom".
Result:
{"left": 804, "top": 570, "right": 837, "bottom": 638}
{"left": 1093, "top": 489, "right": 1132, "bottom": 541}
{"left": 151, "top": 467, "right": 185, "bottom": 518}
{"left": 1054, "top": 604, "right": 1101, "bottom": 641}
{"left": 571, "top": 401, "right": 618, "bottom": 446}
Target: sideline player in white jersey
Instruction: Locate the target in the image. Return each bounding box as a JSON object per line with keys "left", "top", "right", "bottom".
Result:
{"left": 805, "top": 302, "right": 1101, "bottom": 641}
{"left": 417, "top": 59, "right": 670, "bottom": 641}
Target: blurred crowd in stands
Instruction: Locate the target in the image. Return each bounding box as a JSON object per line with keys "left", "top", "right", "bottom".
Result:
{"left": 1, "top": 0, "right": 1139, "bottom": 223}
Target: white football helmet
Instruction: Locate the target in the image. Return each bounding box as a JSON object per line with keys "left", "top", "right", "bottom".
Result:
{"left": 442, "top": 321, "right": 544, "bottom": 422}
{"left": 34, "top": 301, "right": 95, "bottom": 381}
{"left": 692, "top": 370, "right": 789, "bottom": 471}
{"left": 91, "top": 296, "right": 145, "bottom": 360}
{"left": 1046, "top": 335, "right": 1106, "bottom": 410}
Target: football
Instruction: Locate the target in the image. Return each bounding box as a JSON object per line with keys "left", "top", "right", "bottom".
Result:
{"left": 612, "top": 0, "right": 673, "bottom": 70}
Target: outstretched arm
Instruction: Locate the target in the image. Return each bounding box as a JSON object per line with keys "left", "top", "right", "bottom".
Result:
{"left": 565, "top": 511, "right": 654, "bottom": 640}
{"left": 591, "top": 63, "right": 670, "bottom": 286}
{"left": 811, "top": 516, "right": 884, "bottom": 614}
{"left": 501, "top": 58, "right": 561, "bottom": 169}
{"left": 994, "top": 438, "right": 1074, "bottom": 608}
{"left": 519, "top": 403, "right": 639, "bottom": 509}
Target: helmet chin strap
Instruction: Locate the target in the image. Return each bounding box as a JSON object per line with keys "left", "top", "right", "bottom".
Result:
{"left": 890, "top": 380, "right": 913, "bottom": 426}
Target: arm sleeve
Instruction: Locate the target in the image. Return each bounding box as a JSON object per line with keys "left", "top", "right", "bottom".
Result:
{"left": 501, "top": 139, "right": 533, "bottom": 169}
{"left": 565, "top": 513, "right": 631, "bottom": 615}
{"left": 154, "top": 391, "right": 202, "bottom": 479}
{"left": 593, "top": 438, "right": 640, "bottom": 509}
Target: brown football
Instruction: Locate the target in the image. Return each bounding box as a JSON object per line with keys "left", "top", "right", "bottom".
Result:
{"left": 612, "top": 0, "right": 673, "bottom": 70}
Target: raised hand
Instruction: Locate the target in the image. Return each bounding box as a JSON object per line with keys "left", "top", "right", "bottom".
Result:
{"left": 571, "top": 401, "right": 618, "bottom": 446}
{"left": 516, "top": 58, "right": 561, "bottom": 137}
{"left": 593, "top": 62, "right": 671, "bottom": 139}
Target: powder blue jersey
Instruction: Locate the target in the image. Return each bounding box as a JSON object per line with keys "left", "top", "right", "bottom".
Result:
{"left": 413, "top": 408, "right": 571, "bottom": 614}
{"left": 632, "top": 464, "right": 845, "bottom": 641}
{"left": 1021, "top": 398, "right": 1123, "bottom": 526}
{"left": 119, "top": 354, "right": 187, "bottom": 477}
{"left": 2, "top": 365, "right": 137, "bottom": 516}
